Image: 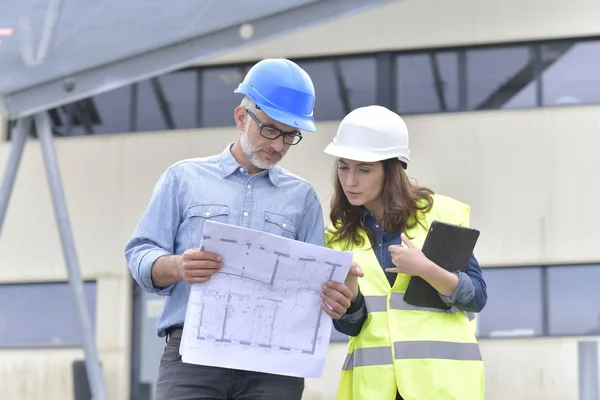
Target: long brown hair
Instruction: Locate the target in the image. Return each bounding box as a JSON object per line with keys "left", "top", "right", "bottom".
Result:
{"left": 328, "top": 158, "right": 434, "bottom": 250}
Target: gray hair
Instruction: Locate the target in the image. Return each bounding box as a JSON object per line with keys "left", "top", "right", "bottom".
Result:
{"left": 240, "top": 96, "right": 263, "bottom": 130}
{"left": 240, "top": 96, "right": 262, "bottom": 112}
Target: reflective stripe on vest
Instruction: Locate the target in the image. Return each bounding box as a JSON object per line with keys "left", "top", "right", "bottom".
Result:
{"left": 342, "top": 341, "right": 482, "bottom": 370}
{"left": 342, "top": 346, "right": 393, "bottom": 370}
{"left": 364, "top": 293, "right": 464, "bottom": 315}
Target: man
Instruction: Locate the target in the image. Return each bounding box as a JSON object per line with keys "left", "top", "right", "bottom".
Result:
{"left": 125, "top": 58, "right": 355, "bottom": 400}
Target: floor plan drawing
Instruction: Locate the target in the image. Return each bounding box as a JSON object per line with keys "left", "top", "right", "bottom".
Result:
{"left": 180, "top": 221, "right": 353, "bottom": 378}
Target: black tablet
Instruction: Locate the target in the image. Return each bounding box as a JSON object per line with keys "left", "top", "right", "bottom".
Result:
{"left": 403, "top": 220, "right": 480, "bottom": 310}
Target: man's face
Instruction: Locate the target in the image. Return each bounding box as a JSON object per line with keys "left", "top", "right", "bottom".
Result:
{"left": 240, "top": 110, "right": 299, "bottom": 170}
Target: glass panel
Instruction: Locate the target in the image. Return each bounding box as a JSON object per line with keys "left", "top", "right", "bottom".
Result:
{"left": 92, "top": 86, "right": 133, "bottom": 134}
{"left": 0, "top": 281, "right": 97, "bottom": 347}
{"left": 136, "top": 71, "right": 197, "bottom": 132}
{"left": 396, "top": 51, "right": 459, "bottom": 114}
{"left": 297, "top": 57, "right": 376, "bottom": 121}
{"left": 547, "top": 265, "right": 600, "bottom": 335}
{"left": 201, "top": 65, "right": 251, "bottom": 128}
{"left": 467, "top": 46, "right": 536, "bottom": 110}
{"left": 66, "top": 86, "right": 133, "bottom": 136}
{"left": 477, "top": 267, "right": 543, "bottom": 338}
{"left": 542, "top": 40, "right": 600, "bottom": 106}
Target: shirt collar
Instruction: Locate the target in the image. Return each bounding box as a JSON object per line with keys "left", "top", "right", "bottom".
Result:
{"left": 219, "top": 143, "right": 280, "bottom": 186}
{"left": 361, "top": 207, "right": 374, "bottom": 226}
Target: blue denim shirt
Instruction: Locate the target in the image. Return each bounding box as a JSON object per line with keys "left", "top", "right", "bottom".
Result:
{"left": 125, "top": 144, "right": 325, "bottom": 337}
{"left": 334, "top": 210, "right": 488, "bottom": 336}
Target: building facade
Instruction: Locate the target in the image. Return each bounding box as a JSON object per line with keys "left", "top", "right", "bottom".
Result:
{"left": 1, "top": 0, "right": 600, "bottom": 399}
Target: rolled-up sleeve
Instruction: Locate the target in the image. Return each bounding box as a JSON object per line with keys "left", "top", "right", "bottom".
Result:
{"left": 334, "top": 292, "right": 368, "bottom": 336}
{"left": 439, "top": 253, "right": 488, "bottom": 313}
{"left": 125, "top": 167, "right": 181, "bottom": 295}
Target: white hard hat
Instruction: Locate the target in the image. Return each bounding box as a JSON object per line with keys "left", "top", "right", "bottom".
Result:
{"left": 324, "top": 105, "right": 411, "bottom": 165}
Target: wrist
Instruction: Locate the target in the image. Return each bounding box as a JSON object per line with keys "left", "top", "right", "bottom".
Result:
{"left": 351, "top": 286, "right": 360, "bottom": 301}
{"left": 346, "top": 291, "right": 364, "bottom": 314}
{"left": 418, "top": 259, "right": 439, "bottom": 279}
{"left": 174, "top": 255, "right": 184, "bottom": 280}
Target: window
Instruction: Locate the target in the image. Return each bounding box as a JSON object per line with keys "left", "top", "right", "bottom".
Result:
{"left": 396, "top": 51, "right": 459, "bottom": 114}
{"left": 296, "top": 57, "right": 377, "bottom": 121}
{"left": 201, "top": 65, "right": 251, "bottom": 128}
{"left": 0, "top": 281, "right": 97, "bottom": 348}
{"left": 467, "top": 46, "right": 536, "bottom": 110}
{"left": 477, "top": 267, "right": 543, "bottom": 338}
{"left": 136, "top": 71, "right": 198, "bottom": 132}
{"left": 41, "top": 86, "right": 133, "bottom": 137}
{"left": 547, "top": 265, "right": 600, "bottom": 336}
{"left": 89, "top": 86, "right": 133, "bottom": 134}
{"left": 541, "top": 40, "right": 600, "bottom": 106}
{"left": 11, "top": 36, "right": 600, "bottom": 139}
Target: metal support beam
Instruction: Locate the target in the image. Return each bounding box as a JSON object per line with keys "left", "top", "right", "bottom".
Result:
{"left": 0, "top": 117, "right": 31, "bottom": 234}
{"left": 35, "top": 112, "right": 108, "bottom": 400}
{"left": 458, "top": 50, "right": 467, "bottom": 110}
{"left": 579, "top": 341, "right": 599, "bottom": 400}
{"left": 532, "top": 44, "right": 544, "bottom": 107}
{"left": 150, "top": 77, "right": 176, "bottom": 130}
{"left": 333, "top": 60, "right": 351, "bottom": 115}
{"left": 376, "top": 52, "right": 396, "bottom": 110}
{"left": 195, "top": 70, "right": 203, "bottom": 128}
{"left": 429, "top": 53, "right": 447, "bottom": 111}
{"left": 4, "top": 0, "right": 397, "bottom": 119}
{"left": 475, "top": 42, "right": 573, "bottom": 110}
{"left": 129, "top": 83, "right": 139, "bottom": 132}
{"left": 130, "top": 281, "right": 143, "bottom": 400}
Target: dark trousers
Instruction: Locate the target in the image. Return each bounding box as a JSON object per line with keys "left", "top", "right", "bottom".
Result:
{"left": 155, "top": 328, "right": 304, "bottom": 400}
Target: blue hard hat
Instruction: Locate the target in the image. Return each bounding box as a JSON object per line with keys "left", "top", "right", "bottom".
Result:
{"left": 234, "top": 58, "right": 316, "bottom": 132}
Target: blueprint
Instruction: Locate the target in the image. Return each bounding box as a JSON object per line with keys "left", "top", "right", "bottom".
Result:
{"left": 179, "top": 220, "right": 353, "bottom": 378}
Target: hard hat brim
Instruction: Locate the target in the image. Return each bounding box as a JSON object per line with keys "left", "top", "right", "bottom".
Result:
{"left": 258, "top": 103, "right": 316, "bottom": 132}
{"left": 324, "top": 142, "right": 410, "bottom": 163}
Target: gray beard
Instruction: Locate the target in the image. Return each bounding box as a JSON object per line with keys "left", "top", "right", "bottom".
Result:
{"left": 240, "top": 131, "right": 280, "bottom": 170}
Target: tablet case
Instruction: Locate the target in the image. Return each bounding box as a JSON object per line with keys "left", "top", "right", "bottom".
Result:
{"left": 403, "top": 220, "right": 480, "bottom": 310}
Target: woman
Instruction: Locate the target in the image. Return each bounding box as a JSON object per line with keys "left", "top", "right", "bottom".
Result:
{"left": 324, "top": 105, "right": 487, "bottom": 400}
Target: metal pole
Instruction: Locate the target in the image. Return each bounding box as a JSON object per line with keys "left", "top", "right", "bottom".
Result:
{"left": 0, "top": 117, "right": 31, "bottom": 234}
{"left": 35, "top": 112, "right": 108, "bottom": 400}
{"left": 579, "top": 341, "right": 599, "bottom": 400}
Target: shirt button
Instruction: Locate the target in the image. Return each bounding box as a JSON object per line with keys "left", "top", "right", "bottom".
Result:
{"left": 282, "top": 223, "right": 287, "bottom": 228}
{"left": 205, "top": 212, "right": 211, "bottom": 216}
{"left": 240, "top": 167, "right": 245, "bottom": 173}
{"left": 247, "top": 185, "right": 251, "bottom": 189}
{"left": 378, "top": 243, "right": 382, "bottom": 247}
{"left": 375, "top": 224, "right": 380, "bottom": 228}
{"left": 243, "top": 212, "right": 249, "bottom": 217}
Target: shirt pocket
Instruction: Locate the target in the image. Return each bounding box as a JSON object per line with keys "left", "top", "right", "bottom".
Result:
{"left": 188, "top": 204, "right": 230, "bottom": 248}
{"left": 263, "top": 211, "right": 297, "bottom": 240}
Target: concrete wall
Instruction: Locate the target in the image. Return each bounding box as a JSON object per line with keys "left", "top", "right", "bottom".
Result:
{"left": 1, "top": 105, "right": 599, "bottom": 399}
{"left": 203, "top": 0, "right": 600, "bottom": 65}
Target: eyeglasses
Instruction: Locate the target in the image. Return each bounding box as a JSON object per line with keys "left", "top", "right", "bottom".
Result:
{"left": 246, "top": 109, "right": 303, "bottom": 146}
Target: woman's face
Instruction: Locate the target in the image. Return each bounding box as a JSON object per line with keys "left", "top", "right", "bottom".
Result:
{"left": 337, "top": 158, "right": 384, "bottom": 213}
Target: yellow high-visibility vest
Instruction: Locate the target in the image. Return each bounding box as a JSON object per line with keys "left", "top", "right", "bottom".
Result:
{"left": 326, "top": 194, "right": 485, "bottom": 400}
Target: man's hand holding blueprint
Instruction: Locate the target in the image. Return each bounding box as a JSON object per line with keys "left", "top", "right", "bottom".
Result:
{"left": 179, "top": 220, "right": 354, "bottom": 378}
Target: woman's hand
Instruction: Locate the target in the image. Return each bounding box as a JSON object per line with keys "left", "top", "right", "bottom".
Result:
{"left": 387, "top": 233, "right": 459, "bottom": 297}
{"left": 344, "top": 262, "right": 364, "bottom": 301}
{"left": 386, "top": 234, "right": 433, "bottom": 277}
